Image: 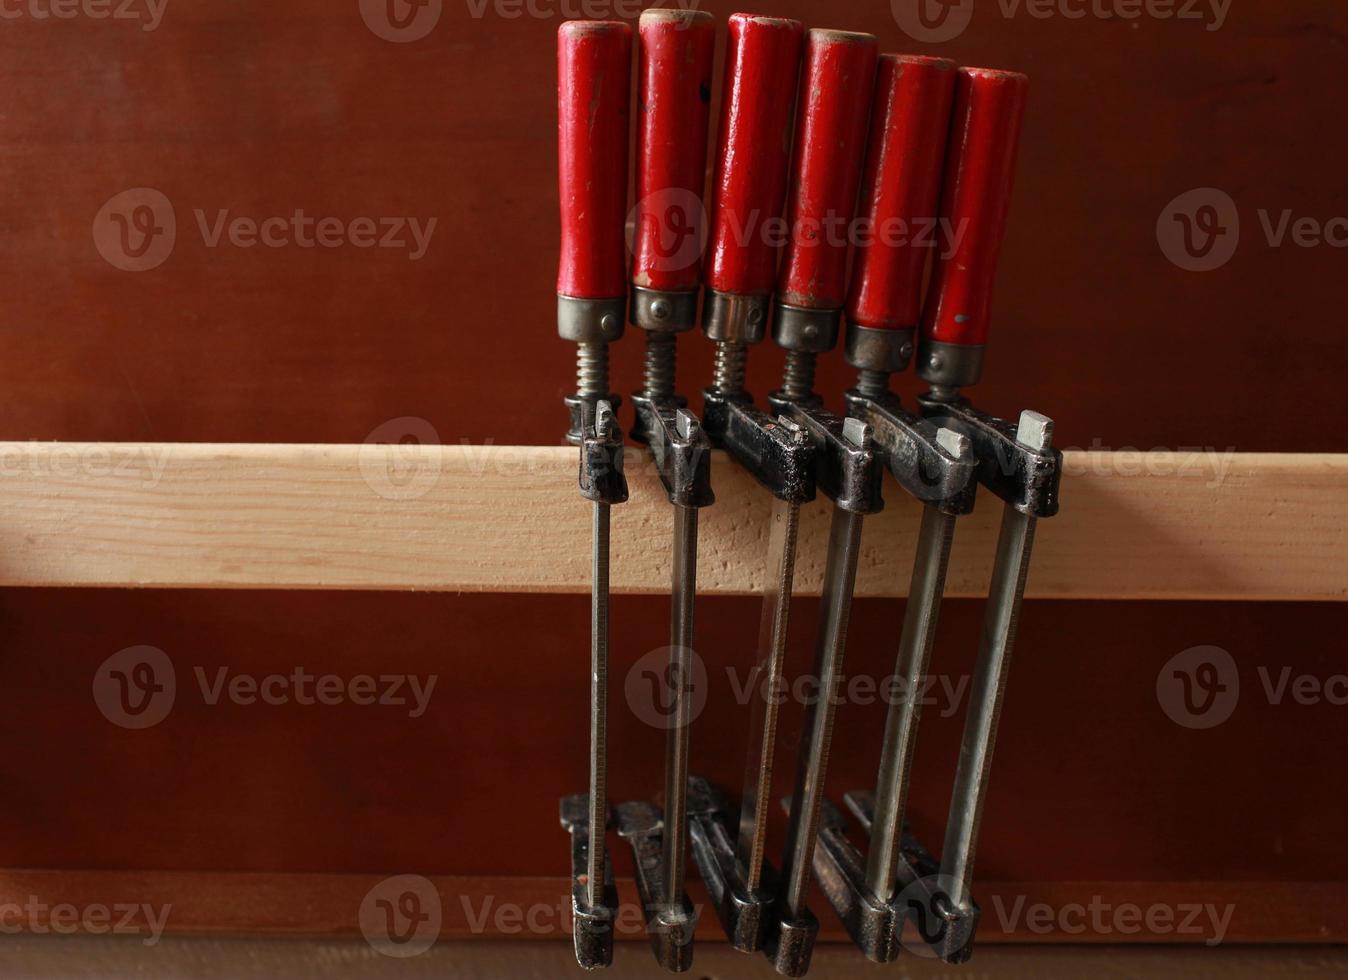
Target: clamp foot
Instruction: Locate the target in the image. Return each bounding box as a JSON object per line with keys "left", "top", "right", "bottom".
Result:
{"left": 809, "top": 792, "right": 980, "bottom": 964}
{"left": 687, "top": 777, "right": 775, "bottom": 953}
{"left": 561, "top": 794, "right": 619, "bottom": 970}
{"left": 616, "top": 800, "right": 697, "bottom": 972}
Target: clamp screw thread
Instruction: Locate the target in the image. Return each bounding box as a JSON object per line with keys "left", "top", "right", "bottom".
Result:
{"left": 643, "top": 332, "right": 677, "bottom": 401}
{"left": 855, "top": 369, "right": 889, "bottom": 399}
{"left": 780, "top": 350, "right": 817, "bottom": 401}
{"left": 577, "top": 342, "right": 609, "bottom": 398}
{"left": 712, "top": 341, "right": 747, "bottom": 395}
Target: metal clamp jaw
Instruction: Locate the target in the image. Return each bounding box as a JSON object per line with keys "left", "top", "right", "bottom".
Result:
{"left": 684, "top": 783, "right": 818, "bottom": 977}
{"left": 811, "top": 793, "right": 979, "bottom": 964}
{"left": 631, "top": 395, "right": 715, "bottom": 509}
{"left": 615, "top": 801, "right": 697, "bottom": 973}
{"left": 687, "top": 777, "right": 776, "bottom": 954}
{"left": 844, "top": 390, "right": 977, "bottom": 515}
{"left": 579, "top": 401, "right": 629, "bottom": 506}
{"left": 916, "top": 395, "right": 1062, "bottom": 518}
{"left": 565, "top": 394, "right": 625, "bottom": 448}
{"left": 560, "top": 794, "right": 620, "bottom": 969}
{"left": 766, "top": 394, "right": 884, "bottom": 515}
{"left": 702, "top": 389, "right": 815, "bottom": 504}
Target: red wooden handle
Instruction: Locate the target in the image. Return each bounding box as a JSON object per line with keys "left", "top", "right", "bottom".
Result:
{"left": 846, "top": 54, "right": 956, "bottom": 332}
{"left": 776, "top": 28, "right": 878, "bottom": 311}
{"left": 920, "top": 67, "right": 1029, "bottom": 348}
{"left": 631, "top": 9, "right": 716, "bottom": 294}
{"left": 704, "top": 13, "right": 803, "bottom": 298}
{"left": 556, "top": 20, "right": 632, "bottom": 301}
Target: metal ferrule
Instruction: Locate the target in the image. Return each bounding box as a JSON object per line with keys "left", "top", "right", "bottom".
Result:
{"left": 846, "top": 323, "right": 915, "bottom": 374}
{"left": 703, "top": 290, "right": 770, "bottom": 344}
{"left": 916, "top": 337, "right": 984, "bottom": 392}
{"left": 558, "top": 294, "right": 626, "bottom": 344}
{"left": 772, "top": 302, "right": 842, "bottom": 354}
{"left": 631, "top": 285, "right": 699, "bottom": 333}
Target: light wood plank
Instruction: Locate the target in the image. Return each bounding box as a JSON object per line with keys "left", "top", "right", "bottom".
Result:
{"left": 0, "top": 444, "right": 1341, "bottom": 600}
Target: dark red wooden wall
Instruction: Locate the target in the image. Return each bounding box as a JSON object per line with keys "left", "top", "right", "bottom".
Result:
{"left": 0, "top": 0, "right": 1344, "bottom": 935}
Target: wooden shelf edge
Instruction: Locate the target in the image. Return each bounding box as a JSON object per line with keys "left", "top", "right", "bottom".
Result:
{"left": 0, "top": 444, "right": 1341, "bottom": 601}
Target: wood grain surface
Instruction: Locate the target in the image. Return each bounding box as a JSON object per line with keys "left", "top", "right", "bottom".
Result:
{"left": 0, "top": 444, "right": 1342, "bottom": 599}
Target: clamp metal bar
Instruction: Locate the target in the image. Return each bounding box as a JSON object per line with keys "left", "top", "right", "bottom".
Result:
{"left": 690, "top": 391, "right": 813, "bottom": 954}
{"left": 862, "top": 501, "right": 957, "bottom": 903}
{"left": 931, "top": 409, "right": 1057, "bottom": 913}
{"left": 561, "top": 399, "right": 628, "bottom": 971}
{"left": 624, "top": 399, "right": 713, "bottom": 973}
{"left": 764, "top": 405, "right": 883, "bottom": 978}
